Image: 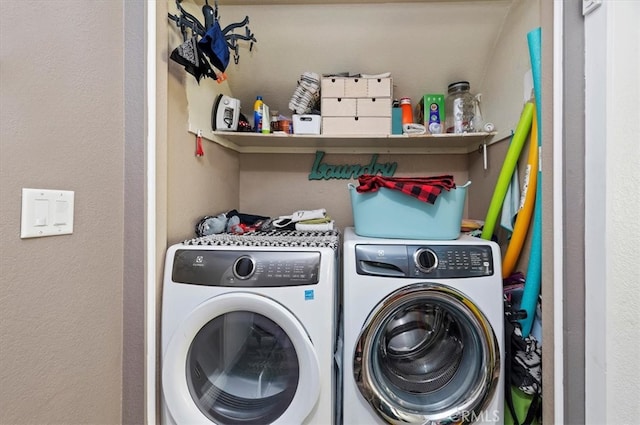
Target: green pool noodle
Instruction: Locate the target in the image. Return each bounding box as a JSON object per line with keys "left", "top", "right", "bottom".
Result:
{"left": 481, "top": 101, "right": 534, "bottom": 240}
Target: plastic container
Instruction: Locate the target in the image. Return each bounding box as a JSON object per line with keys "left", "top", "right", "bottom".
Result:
{"left": 253, "top": 96, "right": 263, "bottom": 132}
{"left": 270, "top": 110, "right": 279, "bottom": 132}
{"left": 445, "top": 81, "right": 475, "bottom": 133}
{"left": 293, "top": 114, "right": 321, "bottom": 134}
{"left": 261, "top": 102, "right": 270, "bottom": 134}
{"left": 399, "top": 97, "right": 413, "bottom": 125}
{"left": 348, "top": 181, "right": 471, "bottom": 240}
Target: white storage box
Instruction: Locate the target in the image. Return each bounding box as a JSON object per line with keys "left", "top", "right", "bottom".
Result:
{"left": 321, "top": 77, "right": 345, "bottom": 97}
{"left": 322, "top": 117, "right": 390, "bottom": 135}
{"left": 356, "top": 97, "right": 392, "bottom": 116}
{"left": 344, "top": 78, "right": 368, "bottom": 97}
{"left": 321, "top": 98, "right": 357, "bottom": 116}
{"left": 367, "top": 78, "right": 392, "bottom": 97}
{"left": 293, "top": 114, "right": 321, "bottom": 135}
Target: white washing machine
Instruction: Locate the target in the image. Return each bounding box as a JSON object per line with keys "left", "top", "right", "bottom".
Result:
{"left": 161, "top": 231, "right": 340, "bottom": 425}
{"left": 342, "top": 227, "right": 504, "bottom": 425}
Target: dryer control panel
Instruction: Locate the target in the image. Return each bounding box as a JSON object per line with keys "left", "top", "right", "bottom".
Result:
{"left": 172, "top": 249, "right": 321, "bottom": 287}
{"left": 355, "top": 244, "right": 494, "bottom": 279}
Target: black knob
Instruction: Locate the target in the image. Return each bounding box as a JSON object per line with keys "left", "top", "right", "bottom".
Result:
{"left": 415, "top": 248, "right": 438, "bottom": 273}
{"left": 233, "top": 256, "right": 255, "bottom": 279}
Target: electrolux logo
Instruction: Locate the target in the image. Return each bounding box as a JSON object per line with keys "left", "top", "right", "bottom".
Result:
{"left": 192, "top": 255, "right": 205, "bottom": 267}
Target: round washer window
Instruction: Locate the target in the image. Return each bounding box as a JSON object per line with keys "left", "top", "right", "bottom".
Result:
{"left": 354, "top": 283, "right": 499, "bottom": 424}
{"left": 186, "top": 311, "right": 300, "bottom": 424}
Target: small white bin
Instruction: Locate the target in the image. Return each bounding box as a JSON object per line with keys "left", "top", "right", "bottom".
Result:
{"left": 293, "top": 114, "right": 321, "bottom": 135}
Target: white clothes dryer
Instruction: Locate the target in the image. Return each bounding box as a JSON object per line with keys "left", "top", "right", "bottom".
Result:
{"left": 161, "top": 231, "right": 340, "bottom": 425}
{"left": 342, "top": 227, "right": 504, "bottom": 425}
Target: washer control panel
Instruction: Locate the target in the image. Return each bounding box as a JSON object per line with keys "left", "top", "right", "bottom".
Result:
{"left": 172, "top": 250, "right": 321, "bottom": 287}
{"left": 355, "top": 244, "right": 494, "bottom": 279}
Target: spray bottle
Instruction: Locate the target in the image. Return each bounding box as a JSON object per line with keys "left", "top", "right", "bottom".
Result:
{"left": 253, "top": 96, "right": 263, "bottom": 132}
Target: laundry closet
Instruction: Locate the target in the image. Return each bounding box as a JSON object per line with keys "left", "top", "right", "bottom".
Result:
{"left": 158, "top": 0, "right": 553, "bottom": 421}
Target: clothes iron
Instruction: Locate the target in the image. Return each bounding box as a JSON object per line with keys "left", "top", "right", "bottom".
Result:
{"left": 212, "top": 94, "right": 240, "bottom": 131}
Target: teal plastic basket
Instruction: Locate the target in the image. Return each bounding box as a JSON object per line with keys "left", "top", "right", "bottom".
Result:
{"left": 348, "top": 181, "right": 470, "bottom": 240}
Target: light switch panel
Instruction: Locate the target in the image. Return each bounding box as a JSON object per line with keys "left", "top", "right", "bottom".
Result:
{"left": 21, "top": 188, "right": 74, "bottom": 238}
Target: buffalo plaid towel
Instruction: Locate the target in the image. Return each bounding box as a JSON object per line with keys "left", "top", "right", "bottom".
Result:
{"left": 356, "top": 174, "right": 456, "bottom": 204}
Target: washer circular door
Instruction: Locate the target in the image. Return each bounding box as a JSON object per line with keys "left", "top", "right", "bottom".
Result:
{"left": 163, "top": 292, "right": 320, "bottom": 424}
{"left": 354, "top": 282, "right": 500, "bottom": 425}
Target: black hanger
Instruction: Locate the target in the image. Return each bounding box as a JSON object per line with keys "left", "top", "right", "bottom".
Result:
{"left": 168, "top": 0, "right": 257, "bottom": 65}
{"left": 202, "top": 0, "right": 217, "bottom": 30}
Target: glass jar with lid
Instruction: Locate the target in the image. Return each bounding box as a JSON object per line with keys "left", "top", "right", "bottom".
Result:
{"left": 445, "top": 81, "right": 475, "bottom": 133}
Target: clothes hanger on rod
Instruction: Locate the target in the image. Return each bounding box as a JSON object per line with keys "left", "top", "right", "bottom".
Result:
{"left": 168, "top": 0, "right": 257, "bottom": 64}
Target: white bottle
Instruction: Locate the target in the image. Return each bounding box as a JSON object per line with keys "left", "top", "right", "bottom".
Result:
{"left": 261, "top": 103, "right": 270, "bottom": 134}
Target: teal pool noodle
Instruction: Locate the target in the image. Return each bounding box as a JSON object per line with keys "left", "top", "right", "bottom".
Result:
{"left": 520, "top": 27, "right": 543, "bottom": 337}
{"left": 520, "top": 173, "right": 542, "bottom": 337}
{"left": 480, "top": 102, "right": 533, "bottom": 240}
{"left": 528, "top": 27, "right": 542, "bottom": 145}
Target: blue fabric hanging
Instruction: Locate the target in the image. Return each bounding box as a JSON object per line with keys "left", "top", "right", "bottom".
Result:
{"left": 198, "top": 21, "right": 230, "bottom": 73}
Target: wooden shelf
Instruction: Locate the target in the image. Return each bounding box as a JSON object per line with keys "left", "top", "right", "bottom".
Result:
{"left": 207, "top": 131, "right": 498, "bottom": 154}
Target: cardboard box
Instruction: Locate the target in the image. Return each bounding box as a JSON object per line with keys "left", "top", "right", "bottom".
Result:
{"left": 417, "top": 94, "right": 446, "bottom": 134}
{"left": 321, "top": 78, "right": 345, "bottom": 97}
{"left": 322, "top": 117, "right": 390, "bottom": 135}
{"left": 367, "top": 78, "right": 392, "bottom": 97}
{"left": 356, "top": 97, "right": 392, "bottom": 116}
{"left": 344, "top": 78, "right": 368, "bottom": 97}
{"left": 321, "top": 98, "right": 357, "bottom": 116}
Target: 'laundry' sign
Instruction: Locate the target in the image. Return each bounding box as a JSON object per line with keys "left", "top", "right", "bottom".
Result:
{"left": 308, "top": 151, "right": 397, "bottom": 180}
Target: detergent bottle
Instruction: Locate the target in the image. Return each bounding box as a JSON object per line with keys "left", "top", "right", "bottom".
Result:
{"left": 253, "top": 96, "right": 263, "bottom": 132}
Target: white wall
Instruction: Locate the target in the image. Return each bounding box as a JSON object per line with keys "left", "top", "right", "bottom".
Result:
{"left": 585, "top": 1, "right": 640, "bottom": 423}
{"left": 603, "top": 1, "right": 640, "bottom": 422}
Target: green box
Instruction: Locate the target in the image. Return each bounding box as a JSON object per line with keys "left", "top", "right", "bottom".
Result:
{"left": 417, "top": 94, "right": 445, "bottom": 134}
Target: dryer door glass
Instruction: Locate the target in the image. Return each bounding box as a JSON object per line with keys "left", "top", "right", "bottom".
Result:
{"left": 354, "top": 283, "right": 500, "bottom": 424}
{"left": 186, "top": 311, "right": 299, "bottom": 424}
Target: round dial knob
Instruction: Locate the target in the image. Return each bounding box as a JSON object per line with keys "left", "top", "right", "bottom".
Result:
{"left": 233, "top": 256, "right": 256, "bottom": 279}
{"left": 414, "top": 248, "right": 438, "bottom": 273}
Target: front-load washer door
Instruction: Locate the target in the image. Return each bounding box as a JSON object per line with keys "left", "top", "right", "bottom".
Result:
{"left": 163, "top": 292, "right": 320, "bottom": 425}
{"left": 354, "top": 282, "right": 500, "bottom": 425}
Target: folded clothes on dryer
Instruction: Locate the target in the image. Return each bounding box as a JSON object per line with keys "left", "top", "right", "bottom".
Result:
{"left": 295, "top": 216, "right": 335, "bottom": 231}
{"left": 268, "top": 208, "right": 335, "bottom": 232}
{"left": 355, "top": 174, "right": 456, "bottom": 204}
{"left": 272, "top": 209, "right": 328, "bottom": 228}
{"left": 196, "top": 208, "right": 336, "bottom": 237}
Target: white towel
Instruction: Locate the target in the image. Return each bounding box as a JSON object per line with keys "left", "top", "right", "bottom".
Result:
{"left": 296, "top": 221, "right": 335, "bottom": 231}
{"left": 500, "top": 167, "right": 520, "bottom": 234}
{"left": 272, "top": 208, "right": 327, "bottom": 228}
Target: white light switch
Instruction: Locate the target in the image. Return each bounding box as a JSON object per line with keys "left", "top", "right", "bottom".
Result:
{"left": 21, "top": 188, "right": 74, "bottom": 238}
{"left": 54, "top": 200, "right": 69, "bottom": 225}
{"left": 34, "top": 199, "right": 49, "bottom": 226}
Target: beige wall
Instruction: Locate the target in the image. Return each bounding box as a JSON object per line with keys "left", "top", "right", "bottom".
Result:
{"left": 239, "top": 153, "right": 468, "bottom": 228}
{"left": 170, "top": 0, "right": 541, "bottom": 240}
{"left": 0, "top": 1, "right": 545, "bottom": 424}
{"left": 0, "top": 1, "right": 125, "bottom": 424}
{"left": 165, "top": 35, "right": 241, "bottom": 246}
